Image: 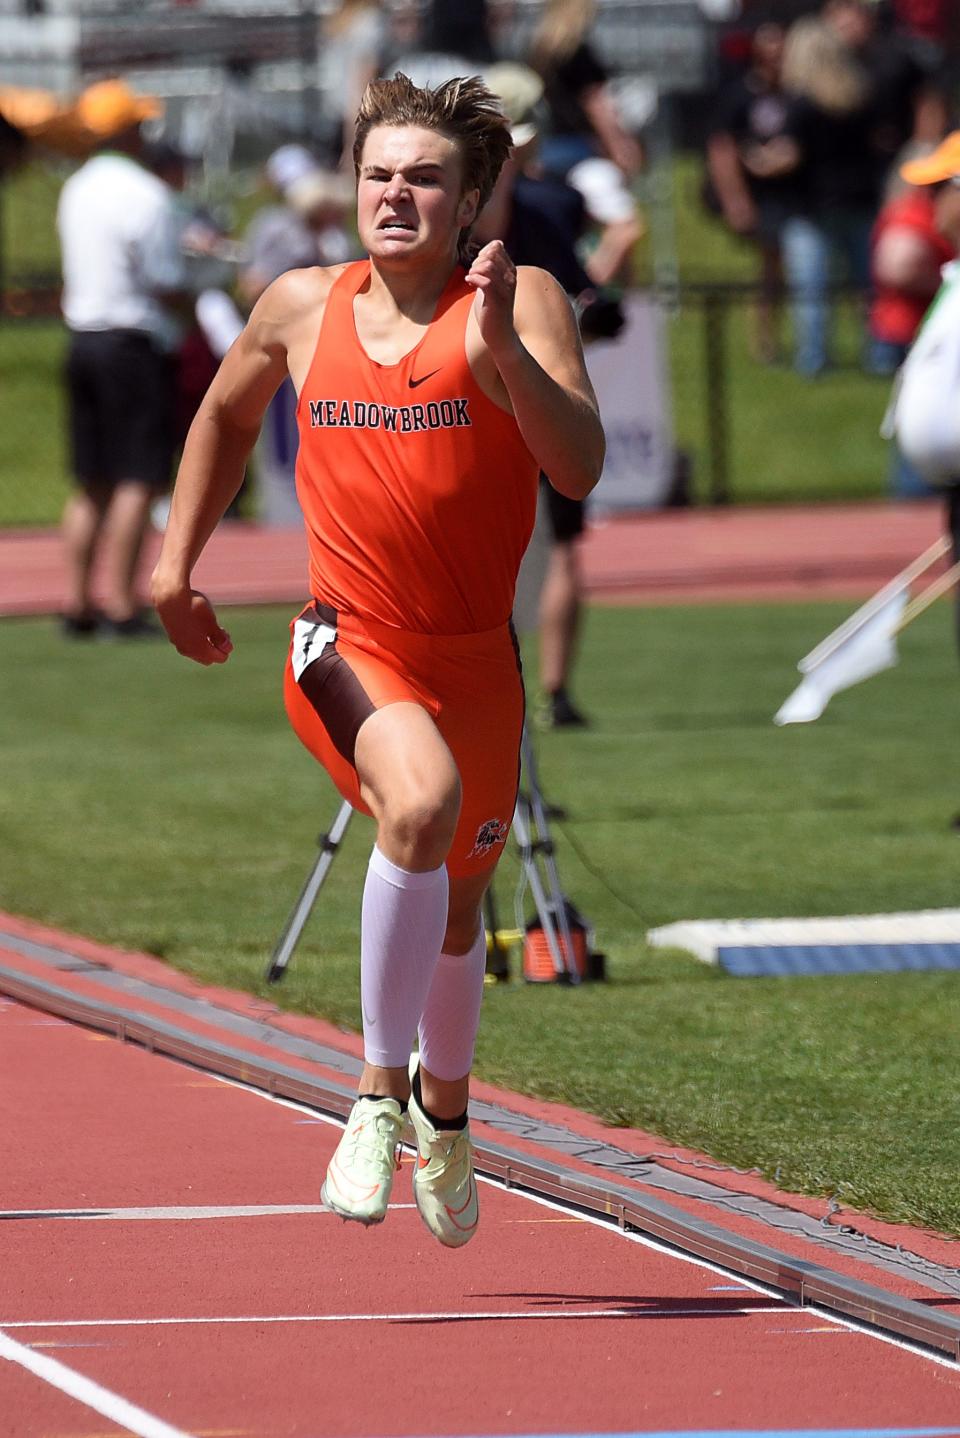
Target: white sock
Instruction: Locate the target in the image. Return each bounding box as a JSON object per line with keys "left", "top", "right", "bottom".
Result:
{"left": 360, "top": 845, "right": 449, "bottom": 1070}
{"left": 417, "top": 924, "right": 487, "bottom": 1082}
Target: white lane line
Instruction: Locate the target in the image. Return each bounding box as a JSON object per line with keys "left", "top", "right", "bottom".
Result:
{"left": 1, "top": 1305, "right": 787, "bottom": 1329}
{"left": 491, "top": 1181, "right": 960, "bottom": 1371}
{"left": 0, "top": 1204, "right": 414, "bottom": 1221}
{"left": 239, "top": 1077, "right": 960, "bottom": 1371}
{"left": 0, "top": 1329, "right": 195, "bottom": 1438}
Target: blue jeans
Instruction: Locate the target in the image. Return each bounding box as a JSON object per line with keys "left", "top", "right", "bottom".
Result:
{"left": 780, "top": 210, "right": 873, "bottom": 376}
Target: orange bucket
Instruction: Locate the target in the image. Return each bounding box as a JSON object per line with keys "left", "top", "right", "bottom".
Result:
{"left": 523, "top": 912, "right": 590, "bottom": 983}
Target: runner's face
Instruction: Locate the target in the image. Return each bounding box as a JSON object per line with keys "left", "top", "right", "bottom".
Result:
{"left": 357, "top": 125, "right": 479, "bottom": 264}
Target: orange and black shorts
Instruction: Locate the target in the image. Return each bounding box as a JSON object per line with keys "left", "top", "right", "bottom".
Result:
{"left": 283, "top": 602, "right": 524, "bottom": 878}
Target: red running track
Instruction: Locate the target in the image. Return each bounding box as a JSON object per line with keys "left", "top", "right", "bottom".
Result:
{"left": 0, "top": 500, "right": 948, "bottom": 617}
{"left": 2, "top": 994, "right": 959, "bottom": 1438}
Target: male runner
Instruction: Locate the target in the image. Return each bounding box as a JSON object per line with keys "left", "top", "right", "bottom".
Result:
{"left": 152, "top": 73, "right": 604, "bottom": 1247}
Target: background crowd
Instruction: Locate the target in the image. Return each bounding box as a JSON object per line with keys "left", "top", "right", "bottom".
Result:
{"left": 3, "top": 0, "right": 960, "bottom": 693}
{"left": 706, "top": 0, "right": 956, "bottom": 395}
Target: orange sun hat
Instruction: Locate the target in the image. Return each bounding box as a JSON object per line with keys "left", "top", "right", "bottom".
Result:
{"left": 900, "top": 132, "right": 960, "bottom": 187}
{"left": 74, "top": 78, "right": 163, "bottom": 139}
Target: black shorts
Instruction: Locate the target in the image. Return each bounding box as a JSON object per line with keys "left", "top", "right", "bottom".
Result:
{"left": 541, "top": 474, "right": 585, "bottom": 543}
{"left": 65, "top": 329, "right": 176, "bottom": 493}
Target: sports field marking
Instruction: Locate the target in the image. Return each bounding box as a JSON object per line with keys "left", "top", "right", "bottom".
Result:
{"left": 453, "top": 1430, "right": 960, "bottom": 1438}
{"left": 0, "top": 1328, "right": 196, "bottom": 1438}
{"left": 0, "top": 1204, "right": 415, "bottom": 1220}
{"left": 1, "top": 1304, "right": 790, "bottom": 1329}
{"left": 222, "top": 1075, "right": 960, "bottom": 1372}
{"left": 506, "top": 1179, "right": 960, "bottom": 1370}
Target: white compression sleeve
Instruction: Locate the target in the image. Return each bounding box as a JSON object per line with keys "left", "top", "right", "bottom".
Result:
{"left": 359, "top": 845, "right": 449, "bottom": 1069}
{"left": 417, "top": 924, "right": 487, "bottom": 1082}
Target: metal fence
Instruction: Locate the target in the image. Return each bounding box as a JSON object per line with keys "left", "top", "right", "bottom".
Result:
{"left": 666, "top": 280, "right": 893, "bottom": 510}
{"left": 0, "top": 277, "right": 895, "bottom": 528}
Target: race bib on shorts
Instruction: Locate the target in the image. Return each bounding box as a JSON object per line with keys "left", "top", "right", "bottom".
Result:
{"left": 291, "top": 615, "right": 336, "bottom": 681}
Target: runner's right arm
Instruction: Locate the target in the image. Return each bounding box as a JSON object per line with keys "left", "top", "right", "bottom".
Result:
{"left": 151, "top": 270, "right": 315, "bottom": 664}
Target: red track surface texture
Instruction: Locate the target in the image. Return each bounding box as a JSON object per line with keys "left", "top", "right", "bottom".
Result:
{"left": 3, "top": 503, "right": 959, "bottom": 1435}
{"left": 2, "top": 913, "right": 960, "bottom": 1437}
{"left": 0, "top": 500, "right": 948, "bottom": 617}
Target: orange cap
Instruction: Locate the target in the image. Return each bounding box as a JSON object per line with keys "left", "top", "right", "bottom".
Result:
{"left": 900, "top": 132, "right": 960, "bottom": 187}
{"left": 74, "top": 79, "right": 162, "bottom": 138}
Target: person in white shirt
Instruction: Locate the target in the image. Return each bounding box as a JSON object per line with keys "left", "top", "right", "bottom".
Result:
{"left": 57, "top": 79, "right": 186, "bottom": 638}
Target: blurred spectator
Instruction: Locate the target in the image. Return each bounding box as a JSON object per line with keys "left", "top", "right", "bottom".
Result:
{"left": 0, "top": 111, "right": 28, "bottom": 177}
{"left": 528, "top": 0, "right": 643, "bottom": 289}
{"left": 286, "top": 168, "right": 357, "bottom": 268}
{"left": 316, "top": 2, "right": 387, "bottom": 168}
{"left": 386, "top": 0, "right": 495, "bottom": 89}
{"left": 892, "top": 0, "right": 949, "bottom": 50}
{"left": 871, "top": 163, "right": 955, "bottom": 495}
{"left": 564, "top": 150, "right": 644, "bottom": 289}
{"left": 420, "top": 0, "right": 496, "bottom": 66}
{"left": 237, "top": 144, "right": 327, "bottom": 306}
{"left": 0, "top": 112, "right": 28, "bottom": 295}
{"left": 776, "top": 8, "right": 877, "bottom": 375}
{"left": 142, "top": 140, "right": 229, "bottom": 447}
{"left": 239, "top": 149, "right": 357, "bottom": 523}
{"left": 56, "top": 80, "right": 185, "bottom": 639}
{"left": 705, "top": 20, "right": 794, "bottom": 363}
{"left": 845, "top": 0, "right": 942, "bottom": 163}
{"left": 877, "top": 135, "right": 960, "bottom": 501}
{"left": 886, "top": 135, "right": 960, "bottom": 676}
{"left": 870, "top": 166, "right": 954, "bottom": 376}
{"left": 530, "top": 0, "right": 643, "bottom": 180}
{"left": 479, "top": 62, "right": 625, "bottom": 728}
{"left": 771, "top": 0, "right": 948, "bottom": 377}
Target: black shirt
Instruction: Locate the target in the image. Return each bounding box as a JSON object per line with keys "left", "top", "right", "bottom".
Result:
{"left": 506, "top": 172, "right": 591, "bottom": 295}
{"left": 709, "top": 73, "right": 806, "bottom": 216}
{"left": 540, "top": 41, "right": 608, "bottom": 138}
{"left": 784, "top": 92, "right": 883, "bottom": 212}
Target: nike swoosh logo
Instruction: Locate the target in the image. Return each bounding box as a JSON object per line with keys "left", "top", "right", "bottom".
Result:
{"left": 408, "top": 368, "right": 441, "bottom": 389}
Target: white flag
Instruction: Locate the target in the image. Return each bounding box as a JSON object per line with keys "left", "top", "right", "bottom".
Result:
{"left": 774, "top": 589, "right": 908, "bottom": 725}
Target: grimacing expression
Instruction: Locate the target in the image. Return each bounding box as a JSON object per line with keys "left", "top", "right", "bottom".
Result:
{"left": 357, "top": 125, "right": 480, "bottom": 263}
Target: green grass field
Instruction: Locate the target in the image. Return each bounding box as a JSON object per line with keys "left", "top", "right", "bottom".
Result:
{"left": 3, "top": 600, "right": 959, "bottom": 1234}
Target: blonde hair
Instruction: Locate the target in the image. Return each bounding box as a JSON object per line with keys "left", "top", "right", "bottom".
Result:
{"left": 531, "top": 0, "right": 596, "bottom": 69}
{"left": 781, "top": 16, "right": 869, "bottom": 115}
{"left": 353, "top": 73, "right": 513, "bottom": 263}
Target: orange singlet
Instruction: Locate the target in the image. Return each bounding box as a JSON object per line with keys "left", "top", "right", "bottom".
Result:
{"left": 283, "top": 260, "right": 540, "bottom": 877}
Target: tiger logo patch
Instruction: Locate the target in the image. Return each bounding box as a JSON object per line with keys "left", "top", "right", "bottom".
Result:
{"left": 468, "top": 817, "right": 510, "bottom": 859}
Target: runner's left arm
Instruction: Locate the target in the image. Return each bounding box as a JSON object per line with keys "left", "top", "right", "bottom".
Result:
{"left": 465, "top": 243, "right": 605, "bottom": 500}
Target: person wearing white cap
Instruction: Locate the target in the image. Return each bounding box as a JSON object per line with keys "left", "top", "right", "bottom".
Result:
{"left": 264, "top": 143, "right": 316, "bottom": 195}
{"left": 238, "top": 150, "right": 360, "bottom": 523}
{"left": 240, "top": 146, "right": 330, "bottom": 306}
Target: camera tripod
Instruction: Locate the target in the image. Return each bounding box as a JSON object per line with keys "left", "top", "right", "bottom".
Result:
{"left": 264, "top": 723, "right": 582, "bottom": 985}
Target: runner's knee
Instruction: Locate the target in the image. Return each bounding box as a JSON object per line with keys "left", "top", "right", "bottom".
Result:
{"left": 379, "top": 780, "right": 462, "bottom": 868}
